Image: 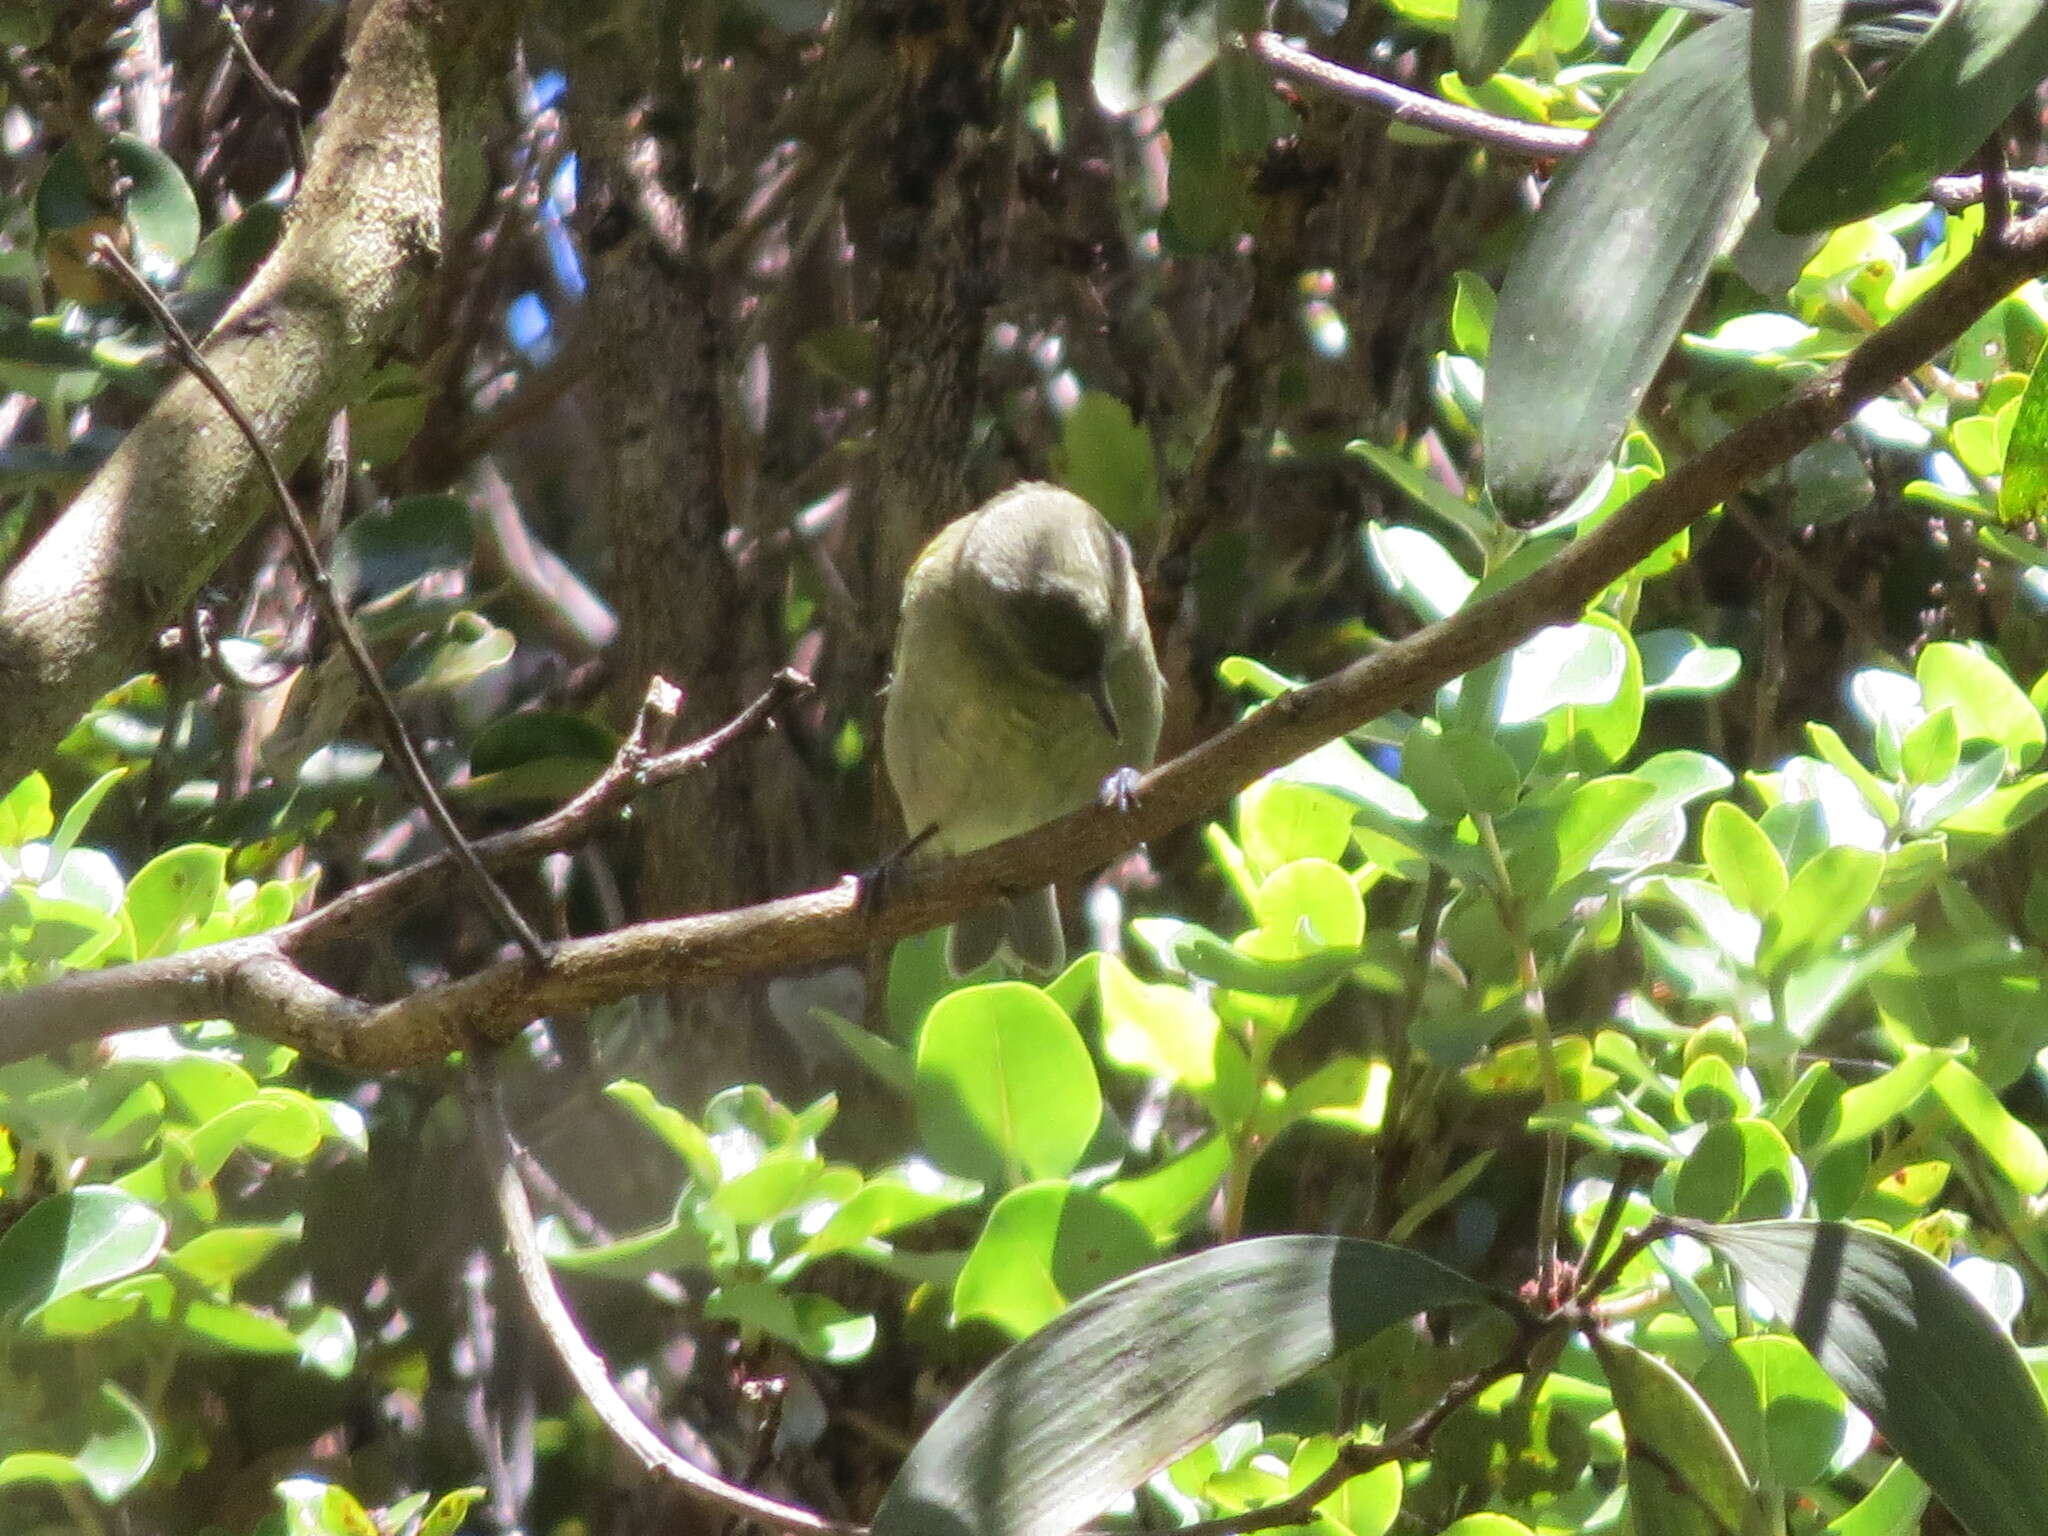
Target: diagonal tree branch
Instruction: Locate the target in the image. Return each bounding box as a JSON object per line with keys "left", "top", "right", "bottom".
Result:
{"left": 5, "top": 208, "right": 2045, "bottom": 1072}
{"left": 0, "top": 0, "right": 512, "bottom": 791}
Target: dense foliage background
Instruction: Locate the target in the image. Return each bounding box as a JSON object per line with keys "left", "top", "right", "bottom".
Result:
{"left": 6, "top": 0, "right": 2048, "bottom": 1533}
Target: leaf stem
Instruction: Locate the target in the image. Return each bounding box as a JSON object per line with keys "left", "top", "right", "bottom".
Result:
{"left": 1476, "top": 812, "right": 1568, "bottom": 1288}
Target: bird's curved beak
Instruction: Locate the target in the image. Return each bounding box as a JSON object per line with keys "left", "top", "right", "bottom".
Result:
{"left": 1087, "top": 673, "right": 1122, "bottom": 741}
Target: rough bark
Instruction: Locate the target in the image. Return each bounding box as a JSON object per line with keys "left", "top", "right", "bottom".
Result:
{"left": 0, "top": 0, "right": 510, "bottom": 790}
{"left": 566, "top": 23, "right": 824, "bottom": 1103}
{"left": 855, "top": 0, "right": 1019, "bottom": 659}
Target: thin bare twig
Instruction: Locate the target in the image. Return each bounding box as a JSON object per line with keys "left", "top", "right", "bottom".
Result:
{"left": 1720, "top": 498, "right": 1897, "bottom": 665}
{"left": 1250, "top": 33, "right": 1583, "bottom": 159}
{"left": 1166, "top": 1343, "right": 1534, "bottom": 1536}
{"left": 214, "top": 1, "right": 308, "bottom": 183}
{"left": 1248, "top": 31, "right": 2048, "bottom": 216}
{"left": 282, "top": 668, "right": 812, "bottom": 954}
{"left": 88, "top": 234, "right": 551, "bottom": 967}
{"left": 466, "top": 1063, "right": 861, "bottom": 1536}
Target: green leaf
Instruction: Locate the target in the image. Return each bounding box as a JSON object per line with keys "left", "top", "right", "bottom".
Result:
{"left": 542, "top": 1210, "right": 711, "bottom": 1280}
{"left": 330, "top": 493, "right": 473, "bottom": 602}
{"left": 1239, "top": 778, "right": 1356, "bottom": 872}
{"left": 1093, "top": 0, "right": 1221, "bottom": 113}
{"left": 1592, "top": 1335, "right": 1767, "bottom": 1536}
{"left": 1097, "top": 954, "right": 1228, "bottom": 1100}
{"left": 124, "top": 843, "right": 227, "bottom": 959}
{"left": 1364, "top": 522, "right": 1474, "bottom": 623}
{"left": 35, "top": 134, "right": 201, "bottom": 268}
{"left": 1825, "top": 1458, "right": 1928, "bottom": 1536}
{"left": 1456, "top": 0, "right": 1553, "bottom": 86}
{"left": 914, "top": 983, "right": 1102, "bottom": 1188}
{"left": 1694, "top": 1333, "right": 1851, "bottom": 1489}
{"left": 1404, "top": 726, "right": 1522, "bottom": 819}
{"left": 1903, "top": 743, "right": 2007, "bottom": 836}
{"left": 0, "top": 1381, "right": 156, "bottom": 1502}
{"left": 800, "top": 1168, "right": 980, "bottom": 1260}
{"left": 1702, "top": 801, "right": 1788, "bottom": 918}
{"left": 1485, "top": 13, "right": 1767, "bottom": 521}
{"left": 1640, "top": 630, "right": 1742, "bottom": 697}
{"left": 871, "top": 1236, "right": 1493, "bottom": 1536}
{"left": 1688, "top": 1219, "right": 2048, "bottom": 1536}
{"left": 707, "top": 1283, "right": 876, "bottom": 1362}
{"left": 712, "top": 1150, "right": 825, "bottom": 1225}
{"left": 1757, "top": 845, "right": 1882, "bottom": 978}
{"left": 1449, "top": 270, "right": 1497, "bottom": 360}
{"left": 43, "top": 768, "right": 125, "bottom": 875}
{"left": 186, "top": 199, "right": 285, "bottom": 292}
{"left": 1917, "top": 642, "right": 2043, "bottom": 769}
{"left": 1818, "top": 1051, "right": 1948, "bottom": 1152}
{"left": 0, "top": 1187, "right": 167, "bottom": 1318}
{"left": 1102, "top": 1136, "right": 1231, "bottom": 1241}
{"left": 464, "top": 711, "right": 616, "bottom": 807}
{"left": 275, "top": 1477, "right": 381, "bottom": 1536}
{"left": 1900, "top": 708, "right": 1962, "bottom": 787}
{"left": 1670, "top": 1118, "right": 1801, "bottom": 1222}
{"left": 1776, "top": 0, "right": 2048, "bottom": 233}
{"left": 416, "top": 1487, "right": 488, "bottom": 1536}
{"left": 1998, "top": 350, "right": 2048, "bottom": 524}
{"left": 1498, "top": 621, "right": 1630, "bottom": 728}
{"left": 294, "top": 1306, "right": 358, "bottom": 1379}
{"left": 952, "top": 1183, "right": 1158, "bottom": 1337}
{"left": 0, "top": 772, "right": 53, "bottom": 846}
{"left": 166, "top": 1218, "right": 302, "bottom": 1293}
{"left": 1348, "top": 442, "right": 1489, "bottom": 556}
{"left": 1294, "top": 1441, "right": 1402, "bottom": 1536}
{"left": 1931, "top": 1060, "right": 2048, "bottom": 1195}
{"left": 1749, "top": 0, "right": 1846, "bottom": 140}
{"left": 1055, "top": 392, "right": 1160, "bottom": 531}
{"left": 1250, "top": 858, "right": 1365, "bottom": 952}
{"left": 184, "top": 1089, "right": 327, "bottom": 1175}
{"left": 604, "top": 1080, "right": 721, "bottom": 1186}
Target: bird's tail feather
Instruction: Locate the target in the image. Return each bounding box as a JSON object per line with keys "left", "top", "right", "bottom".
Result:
{"left": 946, "top": 885, "right": 1064, "bottom": 976}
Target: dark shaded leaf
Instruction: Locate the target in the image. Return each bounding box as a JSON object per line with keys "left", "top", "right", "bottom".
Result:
{"left": 1776, "top": 0, "right": 2048, "bottom": 233}
{"left": 1748, "top": 0, "right": 1846, "bottom": 139}
{"left": 1593, "top": 1335, "right": 1768, "bottom": 1536}
{"left": 870, "top": 1236, "right": 1494, "bottom": 1536}
{"left": 0, "top": 1187, "right": 167, "bottom": 1319}
{"left": 1485, "top": 15, "right": 1767, "bottom": 523}
{"left": 1456, "top": 0, "right": 1554, "bottom": 86}
{"left": 1093, "top": 0, "right": 1223, "bottom": 113}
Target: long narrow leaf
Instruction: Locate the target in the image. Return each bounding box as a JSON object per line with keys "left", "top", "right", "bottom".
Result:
{"left": 870, "top": 1236, "right": 1494, "bottom": 1536}
{"left": 1749, "top": 0, "right": 1846, "bottom": 139}
{"left": 1776, "top": 0, "right": 2048, "bottom": 233}
{"left": 1456, "top": 0, "right": 1555, "bottom": 86}
{"left": 1686, "top": 1219, "right": 2048, "bottom": 1536}
{"left": 1594, "top": 1336, "right": 1769, "bottom": 1536}
{"left": 1484, "top": 14, "right": 1766, "bottom": 524}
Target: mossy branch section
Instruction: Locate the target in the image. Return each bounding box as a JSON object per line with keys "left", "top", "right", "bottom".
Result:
{"left": 0, "top": 0, "right": 510, "bottom": 789}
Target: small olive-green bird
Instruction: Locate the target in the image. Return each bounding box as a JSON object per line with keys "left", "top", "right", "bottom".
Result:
{"left": 884, "top": 482, "right": 1165, "bottom": 976}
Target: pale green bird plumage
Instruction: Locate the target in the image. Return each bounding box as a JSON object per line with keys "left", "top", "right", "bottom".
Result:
{"left": 884, "top": 482, "right": 1165, "bottom": 975}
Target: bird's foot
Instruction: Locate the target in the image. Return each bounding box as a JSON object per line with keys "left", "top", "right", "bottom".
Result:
{"left": 1098, "top": 765, "right": 1143, "bottom": 815}
{"left": 859, "top": 823, "right": 938, "bottom": 919}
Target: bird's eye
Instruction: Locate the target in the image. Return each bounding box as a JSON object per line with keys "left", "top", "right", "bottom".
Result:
{"left": 1006, "top": 589, "right": 1104, "bottom": 684}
